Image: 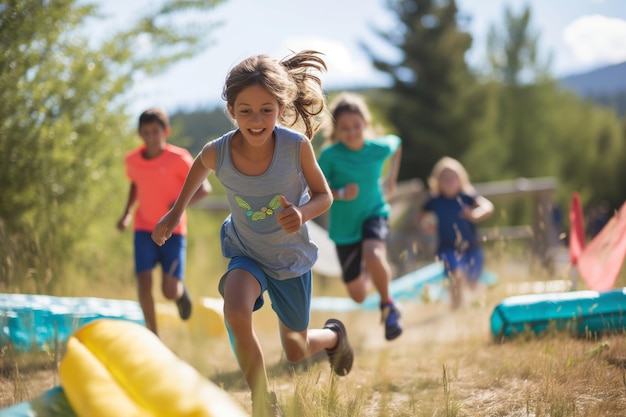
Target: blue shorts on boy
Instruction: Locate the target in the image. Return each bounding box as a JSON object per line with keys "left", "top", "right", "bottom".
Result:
{"left": 134, "top": 231, "right": 186, "bottom": 279}
{"left": 218, "top": 256, "right": 312, "bottom": 332}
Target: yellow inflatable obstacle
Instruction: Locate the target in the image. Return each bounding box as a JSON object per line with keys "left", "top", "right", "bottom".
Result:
{"left": 59, "top": 319, "right": 248, "bottom": 417}
{"left": 156, "top": 297, "right": 227, "bottom": 338}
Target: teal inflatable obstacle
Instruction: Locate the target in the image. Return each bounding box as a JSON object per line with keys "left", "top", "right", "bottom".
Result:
{"left": 0, "top": 387, "right": 76, "bottom": 417}
{"left": 311, "top": 262, "right": 497, "bottom": 312}
{"left": 491, "top": 288, "right": 626, "bottom": 339}
{"left": 0, "top": 293, "right": 144, "bottom": 351}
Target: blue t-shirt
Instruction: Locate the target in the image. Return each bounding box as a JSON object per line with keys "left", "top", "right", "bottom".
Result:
{"left": 318, "top": 135, "right": 401, "bottom": 245}
{"left": 423, "top": 193, "right": 480, "bottom": 252}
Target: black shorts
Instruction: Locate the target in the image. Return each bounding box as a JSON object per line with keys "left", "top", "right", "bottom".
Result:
{"left": 335, "top": 216, "right": 389, "bottom": 283}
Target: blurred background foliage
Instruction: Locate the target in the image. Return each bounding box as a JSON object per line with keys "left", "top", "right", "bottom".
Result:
{"left": 1, "top": 0, "right": 625, "bottom": 294}
{"left": 0, "top": 0, "right": 223, "bottom": 292}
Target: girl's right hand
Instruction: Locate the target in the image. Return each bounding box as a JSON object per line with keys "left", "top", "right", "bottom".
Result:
{"left": 343, "top": 183, "right": 359, "bottom": 200}
{"left": 116, "top": 213, "right": 131, "bottom": 231}
{"left": 151, "top": 211, "right": 179, "bottom": 246}
{"left": 419, "top": 212, "right": 437, "bottom": 235}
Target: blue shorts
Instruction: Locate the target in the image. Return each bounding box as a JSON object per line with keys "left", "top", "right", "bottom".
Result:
{"left": 218, "top": 256, "right": 311, "bottom": 332}
{"left": 438, "top": 248, "right": 484, "bottom": 283}
{"left": 134, "top": 231, "right": 186, "bottom": 279}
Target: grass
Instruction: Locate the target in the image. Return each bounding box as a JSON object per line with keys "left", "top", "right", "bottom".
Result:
{"left": 2, "top": 208, "right": 626, "bottom": 416}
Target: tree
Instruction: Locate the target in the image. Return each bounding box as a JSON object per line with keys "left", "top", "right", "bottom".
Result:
{"left": 363, "top": 0, "right": 482, "bottom": 182}
{"left": 466, "top": 4, "right": 625, "bottom": 225}
{"left": 554, "top": 94, "right": 625, "bottom": 209}
{"left": 481, "top": 5, "right": 558, "bottom": 179}
{"left": 0, "top": 0, "right": 223, "bottom": 291}
{"left": 486, "top": 5, "right": 550, "bottom": 86}
{"left": 170, "top": 107, "right": 233, "bottom": 157}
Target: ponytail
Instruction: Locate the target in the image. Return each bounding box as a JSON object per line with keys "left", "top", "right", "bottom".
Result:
{"left": 279, "top": 50, "right": 327, "bottom": 139}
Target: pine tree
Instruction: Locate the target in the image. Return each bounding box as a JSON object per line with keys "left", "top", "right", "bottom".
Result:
{"left": 484, "top": 4, "right": 556, "bottom": 178}
{"left": 363, "top": 0, "right": 481, "bottom": 181}
{"left": 473, "top": 4, "right": 625, "bottom": 220}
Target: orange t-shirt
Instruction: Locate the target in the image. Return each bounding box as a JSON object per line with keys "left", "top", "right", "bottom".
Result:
{"left": 125, "top": 144, "right": 193, "bottom": 235}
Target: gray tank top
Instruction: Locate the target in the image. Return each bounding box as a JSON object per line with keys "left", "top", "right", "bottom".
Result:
{"left": 214, "top": 125, "right": 318, "bottom": 279}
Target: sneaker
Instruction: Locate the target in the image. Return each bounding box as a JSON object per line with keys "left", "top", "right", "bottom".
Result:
{"left": 324, "top": 318, "right": 354, "bottom": 376}
{"left": 381, "top": 301, "right": 402, "bottom": 341}
{"left": 176, "top": 287, "right": 192, "bottom": 320}
{"left": 252, "top": 391, "right": 283, "bottom": 417}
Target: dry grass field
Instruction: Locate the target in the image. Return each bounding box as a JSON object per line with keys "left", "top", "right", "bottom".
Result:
{"left": 2, "top": 244, "right": 626, "bottom": 416}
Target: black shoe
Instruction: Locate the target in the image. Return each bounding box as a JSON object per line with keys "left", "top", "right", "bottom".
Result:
{"left": 252, "top": 391, "right": 283, "bottom": 417}
{"left": 381, "top": 301, "right": 402, "bottom": 341}
{"left": 324, "top": 318, "right": 354, "bottom": 376}
{"left": 176, "top": 287, "right": 192, "bottom": 320}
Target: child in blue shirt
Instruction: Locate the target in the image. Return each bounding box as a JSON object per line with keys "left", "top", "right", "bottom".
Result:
{"left": 420, "top": 156, "right": 494, "bottom": 309}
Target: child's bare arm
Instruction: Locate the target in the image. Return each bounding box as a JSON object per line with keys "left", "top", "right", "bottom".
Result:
{"left": 188, "top": 179, "right": 212, "bottom": 206}
{"left": 299, "top": 139, "right": 333, "bottom": 222}
{"left": 418, "top": 210, "right": 437, "bottom": 235}
{"left": 466, "top": 196, "right": 494, "bottom": 222}
{"left": 384, "top": 145, "right": 402, "bottom": 199}
{"left": 277, "top": 139, "right": 332, "bottom": 233}
{"left": 152, "top": 145, "right": 214, "bottom": 245}
{"left": 117, "top": 183, "right": 137, "bottom": 231}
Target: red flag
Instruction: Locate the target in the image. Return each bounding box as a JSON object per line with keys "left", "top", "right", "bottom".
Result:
{"left": 569, "top": 192, "right": 585, "bottom": 265}
{"left": 578, "top": 201, "right": 626, "bottom": 291}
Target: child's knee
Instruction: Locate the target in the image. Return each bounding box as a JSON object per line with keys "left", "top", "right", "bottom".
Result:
{"left": 346, "top": 276, "right": 368, "bottom": 303}
{"left": 363, "top": 244, "right": 385, "bottom": 261}
{"left": 281, "top": 333, "right": 307, "bottom": 362}
{"left": 161, "top": 275, "right": 181, "bottom": 300}
{"left": 350, "top": 290, "right": 367, "bottom": 304}
{"left": 223, "top": 305, "right": 253, "bottom": 329}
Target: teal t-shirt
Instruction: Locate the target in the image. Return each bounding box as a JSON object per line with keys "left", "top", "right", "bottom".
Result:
{"left": 318, "top": 134, "right": 401, "bottom": 245}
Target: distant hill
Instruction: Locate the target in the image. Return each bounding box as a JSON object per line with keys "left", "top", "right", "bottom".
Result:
{"left": 560, "top": 61, "right": 626, "bottom": 96}
{"left": 559, "top": 61, "right": 626, "bottom": 115}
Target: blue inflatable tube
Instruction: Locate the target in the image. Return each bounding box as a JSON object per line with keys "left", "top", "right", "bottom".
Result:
{"left": 311, "top": 262, "right": 497, "bottom": 312}
{"left": 0, "top": 386, "right": 76, "bottom": 417}
{"left": 0, "top": 293, "right": 144, "bottom": 351}
{"left": 491, "top": 288, "right": 626, "bottom": 339}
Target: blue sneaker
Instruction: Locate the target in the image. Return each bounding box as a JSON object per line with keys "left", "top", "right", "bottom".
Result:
{"left": 381, "top": 302, "right": 402, "bottom": 340}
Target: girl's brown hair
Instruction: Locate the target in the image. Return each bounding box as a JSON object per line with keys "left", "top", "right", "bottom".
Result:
{"left": 221, "top": 50, "right": 327, "bottom": 140}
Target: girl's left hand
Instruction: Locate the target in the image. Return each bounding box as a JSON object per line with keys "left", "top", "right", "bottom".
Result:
{"left": 277, "top": 195, "right": 303, "bottom": 233}
{"left": 460, "top": 206, "right": 476, "bottom": 222}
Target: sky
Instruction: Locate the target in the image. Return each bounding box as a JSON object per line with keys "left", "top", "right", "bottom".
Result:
{"left": 92, "top": 0, "right": 626, "bottom": 115}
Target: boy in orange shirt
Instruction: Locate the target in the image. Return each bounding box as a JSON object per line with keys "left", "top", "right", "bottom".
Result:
{"left": 117, "top": 108, "right": 211, "bottom": 335}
